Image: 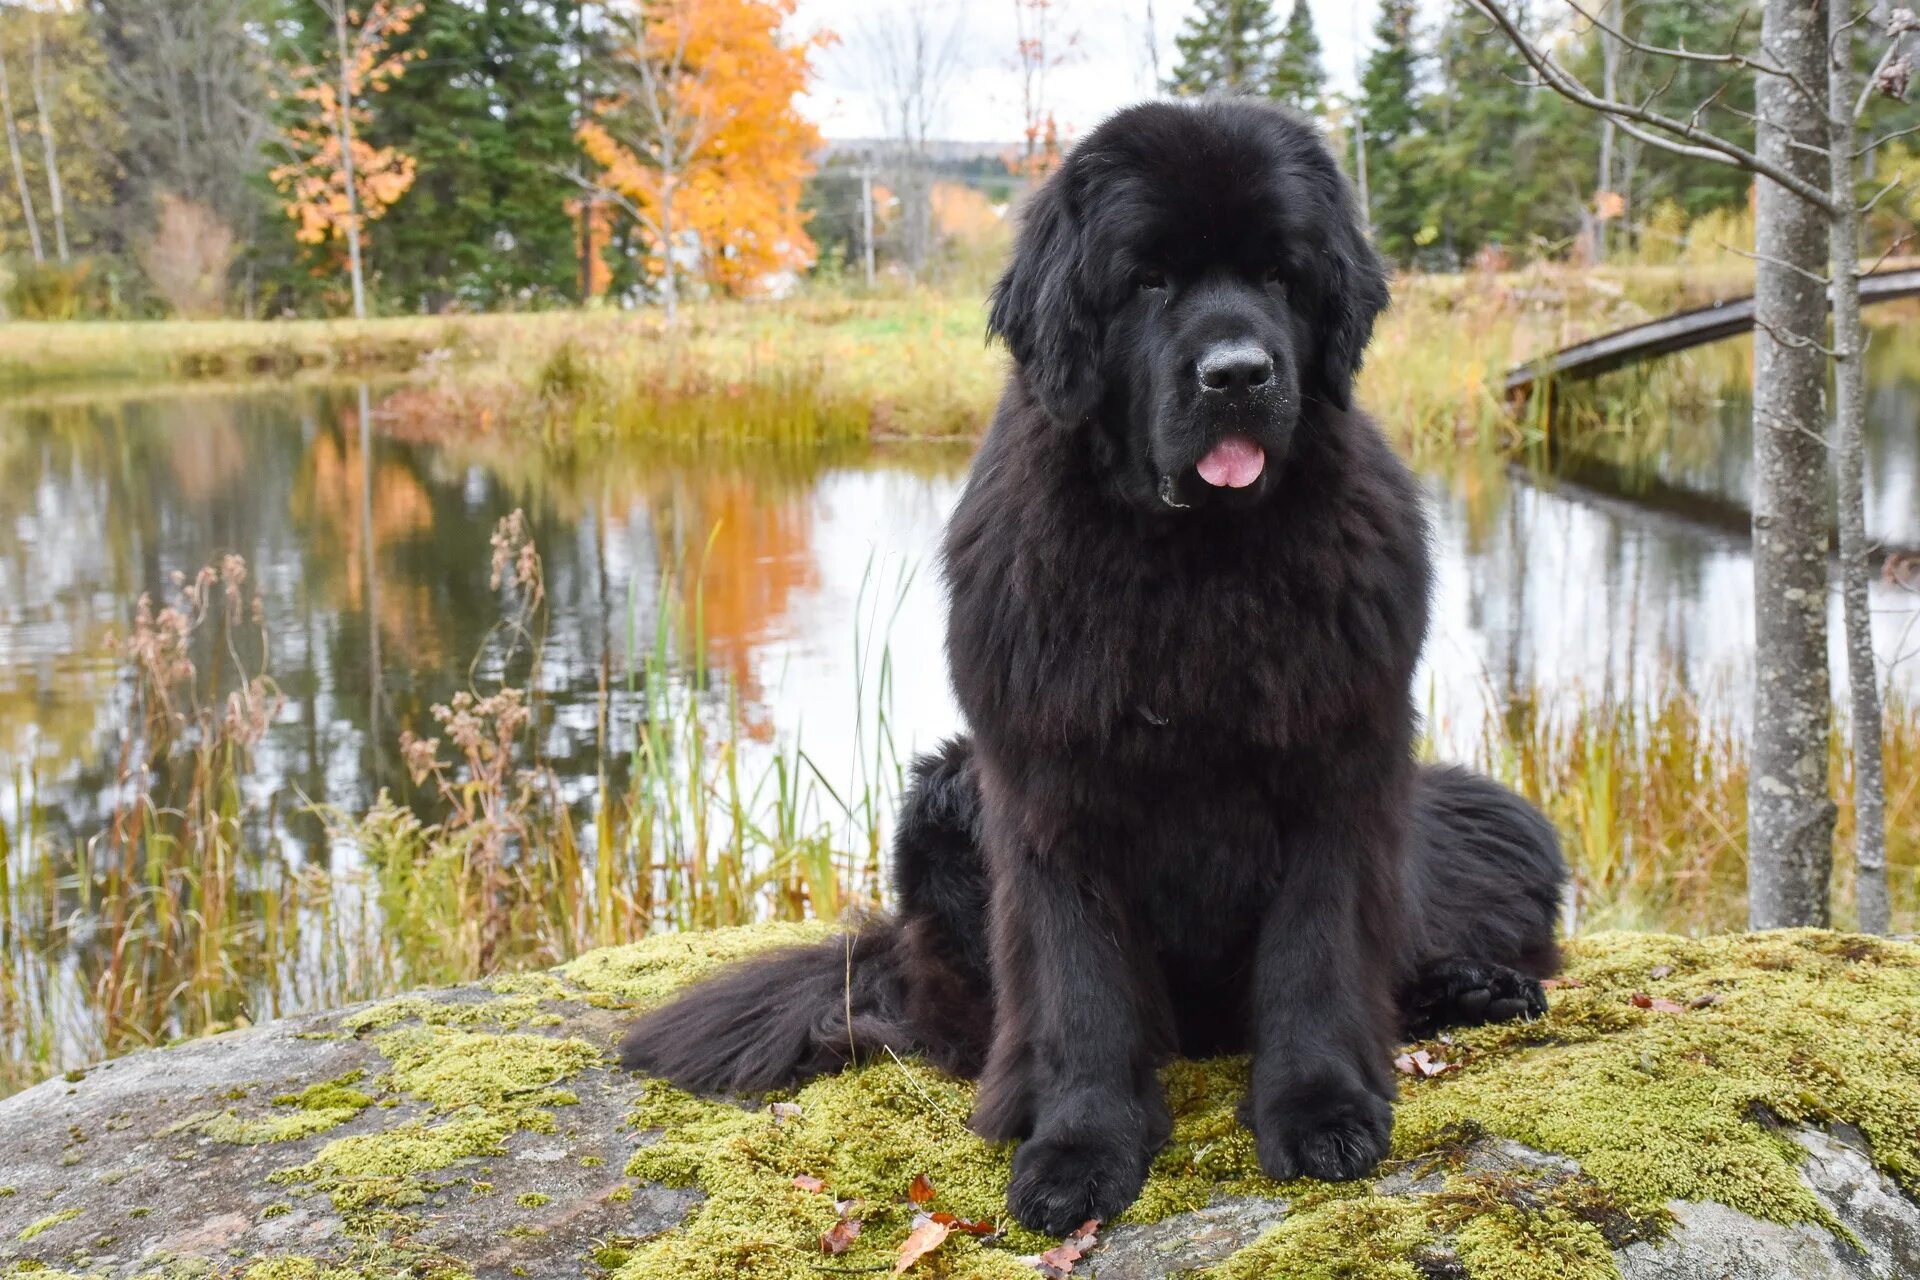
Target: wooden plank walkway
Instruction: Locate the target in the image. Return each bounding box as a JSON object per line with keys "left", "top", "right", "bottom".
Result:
{"left": 1503, "top": 266, "right": 1920, "bottom": 396}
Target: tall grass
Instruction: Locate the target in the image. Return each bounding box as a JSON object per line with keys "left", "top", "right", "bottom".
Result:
{"left": 1468, "top": 676, "right": 1920, "bottom": 935}
{"left": 0, "top": 514, "right": 906, "bottom": 1096}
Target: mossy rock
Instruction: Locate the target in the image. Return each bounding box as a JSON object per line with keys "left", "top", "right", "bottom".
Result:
{"left": 2, "top": 926, "right": 1917, "bottom": 1279}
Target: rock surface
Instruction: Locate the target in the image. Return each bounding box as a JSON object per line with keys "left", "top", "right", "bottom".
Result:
{"left": 2, "top": 925, "right": 1918, "bottom": 1280}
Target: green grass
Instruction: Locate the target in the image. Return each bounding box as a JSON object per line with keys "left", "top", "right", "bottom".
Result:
{"left": 0, "top": 263, "right": 1769, "bottom": 452}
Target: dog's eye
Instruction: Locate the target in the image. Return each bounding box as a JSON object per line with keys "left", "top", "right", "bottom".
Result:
{"left": 1136, "top": 269, "right": 1168, "bottom": 292}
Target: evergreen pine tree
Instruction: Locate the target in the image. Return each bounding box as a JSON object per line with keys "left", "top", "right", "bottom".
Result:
{"left": 1358, "top": 0, "right": 1425, "bottom": 262}
{"left": 368, "top": 0, "right": 585, "bottom": 310}
{"left": 1269, "top": 0, "right": 1326, "bottom": 117}
{"left": 1167, "top": 0, "right": 1283, "bottom": 96}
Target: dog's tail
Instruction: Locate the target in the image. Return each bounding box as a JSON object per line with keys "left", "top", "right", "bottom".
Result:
{"left": 618, "top": 739, "right": 993, "bottom": 1094}
{"left": 616, "top": 920, "right": 916, "bottom": 1094}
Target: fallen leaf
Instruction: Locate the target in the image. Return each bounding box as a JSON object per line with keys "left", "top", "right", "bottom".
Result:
{"left": 1631, "top": 992, "right": 1686, "bottom": 1013}
{"left": 791, "top": 1174, "right": 826, "bottom": 1193}
{"left": 1629, "top": 991, "right": 1653, "bottom": 1009}
{"left": 1026, "top": 1220, "right": 1101, "bottom": 1278}
{"left": 1394, "top": 1048, "right": 1456, "bottom": 1078}
{"left": 769, "top": 1101, "right": 804, "bottom": 1124}
{"left": 1687, "top": 993, "right": 1720, "bottom": 1009}
{"left": 1541, "top": 977, "right": 1584, "bottom": 991}
{"left": 834, "top": 1198, "right": 866, "bottom": 1219}
{"left": 895, "top": 1215, "right": 950, "bottom": 1273}
{"left": 820, "top": 1217, "right": 862, "bottom": 1255}
{"left": 908, "top": 1173, "right": 935, "bottom": 1205}
{"left": 1650, "top": 965, "right": 1673, "bottom": 980}
{"left": 930, "top": 1211, "right": 996, "bottom": 1236}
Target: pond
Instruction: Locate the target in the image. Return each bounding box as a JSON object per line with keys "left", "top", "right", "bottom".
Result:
{"left": 3, "top": 321, "right": 1919, "bottom": 1090}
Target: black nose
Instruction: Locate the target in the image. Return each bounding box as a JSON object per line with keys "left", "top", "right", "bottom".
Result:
{"left": 1197, "top": 341, "right": 1273, "bottom": 393}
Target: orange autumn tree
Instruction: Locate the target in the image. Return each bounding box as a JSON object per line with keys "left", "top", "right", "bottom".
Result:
{"left": 577, "top": 0, "right": 827, "bottom": 323}
{"left": 270, "top": 0, "right": 422, "bottom": 317}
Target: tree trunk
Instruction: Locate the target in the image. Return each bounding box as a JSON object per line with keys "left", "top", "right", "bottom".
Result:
{"left": 333, "top": 1, "right": 367, "bottom": 321}
{"left": 28, "top": 26, "right": 67, "bottom": 264}
{"left": 1827, "top": 3, "right": 1890, "bottom": 934}
{"left": 1748, "top": 0, "right": 1836, "bottom": 929}
{"left": 660, "top": 172, "right": 677, "bottom": 326}
{"left": 0, "top": 50, "right": 43, "bottom": 264}
{"left": 1595, "top": 0, "right": 1618, "bottom": 263}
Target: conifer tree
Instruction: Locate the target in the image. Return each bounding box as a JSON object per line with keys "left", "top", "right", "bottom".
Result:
{"left": 1269, "top": 0, "right": 1326, "bottom": 116}
{"left": 1167, "top": 0, "right": 1282, "bottom": 96}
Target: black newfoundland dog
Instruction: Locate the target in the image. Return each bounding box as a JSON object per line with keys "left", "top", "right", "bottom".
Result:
{"left": 620, "top": 99, "right": 1566, "bottom": 1235}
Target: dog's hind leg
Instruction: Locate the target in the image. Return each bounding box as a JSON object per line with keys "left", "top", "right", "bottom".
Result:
{"left": 1398, "top": 956, "right": 1549, "bottom": 1040}
{"left": 1399, "top": 764, "right": 1567, "bottom": 1037}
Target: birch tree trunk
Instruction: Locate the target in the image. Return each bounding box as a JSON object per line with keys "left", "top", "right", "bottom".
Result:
{"left": 1748, "top": 0, "right": 1836, "bottom": 929}
{"left": 0, "top": 50, "right": 43, "bottom": 264}
{"left": 1826, "top": 3, "right": 1890, "bottom": 934}
{"left": 28, "top": 27, "right": 67, "bottom": 263}
{"left": 332, "top": 1, "right": 367, "bottom": 321}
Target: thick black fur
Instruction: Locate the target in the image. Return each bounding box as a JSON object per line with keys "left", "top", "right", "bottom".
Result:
{"left": 620, "top": 100, "right": 1567, "bottom": 1235}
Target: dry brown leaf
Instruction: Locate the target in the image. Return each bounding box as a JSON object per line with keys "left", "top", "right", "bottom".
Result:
{"left": 820, "top": 1217, "right": 862, "bottom": 1255}
{"left": 769, "top": 1101, "right": 804, "bottom": 1124}
{"left": 1541, "top": 976, "right": 1584, "bottom": 991}
{"left": 930, "top": 1211, "right": 996, "bottom": 1236}
{"left": 908, "top": 1172, "right": 936, "bottom": 1205}
{"left": 1650, "top": 965, "right": 1674, "bottom": 980}
{"left": 895, "top": 1216, "right": 950, "bottom": 1273}
{"left": 1394, "top": 1048, "right": 1455, "bottom": 1078}
{"left": 1026, "top": 1220, "right": 1101, "bottom": 1278}
{"left": 791, "top": 1174, "right": 826, "bottom": 1193}
{"left": 1687, "top": 993, "right": 1720, "bottom": 1009}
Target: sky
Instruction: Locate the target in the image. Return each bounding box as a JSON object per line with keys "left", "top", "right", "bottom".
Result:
{"left": 790, "top": 0, "right": 1381, "bottom": 144}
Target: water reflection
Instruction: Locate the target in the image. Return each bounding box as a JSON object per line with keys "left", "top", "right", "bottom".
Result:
{"left": 2, "top": 331, "right": 1918, "bottom": 1083}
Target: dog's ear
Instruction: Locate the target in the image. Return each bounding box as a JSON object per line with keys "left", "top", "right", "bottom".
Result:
{"left": 987, "top": 169, "right": 1103, "bottom": 426}
{"left": 1314, "top": 202, "right": 1390, "bottom": 411}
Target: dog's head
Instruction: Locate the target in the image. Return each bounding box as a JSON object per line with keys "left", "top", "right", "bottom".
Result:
{"left": 988, "top": 100, "right": 1388, "bottom": 513}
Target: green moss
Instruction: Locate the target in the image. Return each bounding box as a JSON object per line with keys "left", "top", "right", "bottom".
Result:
{"left": 1210, "top": 1196, "right": 1434, "bottom": 1280}
{"left": 1390, "top": 930, "right": 1920, "bottom": 1226}
{"left": 197, "top": 1071, "right": 377, "bottom": 1145}
{"left": 17, "top": 1209, "right": 82, "bottom": 1241}
{"left": 0, "top": 1186, "right": 14, "bottom": 1196}
{"left": 127, "top": 1208, "right": 152, "bottom": 1219}
{"left": 515, "top": 1193, "right": 549, "bottom": 1208}
{"left": 269, "top": 1026, "right": 600, "bottom": 1217}
{"left": 262, "top": 1204, "right": 292, "bottom": 1220}
{"left": 338, "top": 984, "right": 580, "bottom": 1036}
{"left": 1451, "top": 1204, "right": 1614, "bottom": 1280}
{"left": 376, "top": 1027, "right": 600, "bottom": 1111}
{"left": 584, "top": 927, "right": 1920, "bottom": 1280}
{"left": 560, "top": 922, "right": 835, "bottom": 1007}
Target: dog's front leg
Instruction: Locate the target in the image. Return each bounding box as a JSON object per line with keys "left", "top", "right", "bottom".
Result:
{"left": 972, "top": 838, "right": 1168, "bottom": 1236}
{"left": 1246, "top": 811, "right": 1403, "bottom": 1183}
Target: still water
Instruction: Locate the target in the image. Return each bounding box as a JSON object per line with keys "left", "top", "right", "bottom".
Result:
{"left": 2, "top": 326, "right": 1918, "bottom": 1082}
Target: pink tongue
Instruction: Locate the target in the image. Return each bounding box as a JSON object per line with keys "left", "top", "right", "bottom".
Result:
{"left": 1195, "top": 434, "right": 1266, "bottom": 489}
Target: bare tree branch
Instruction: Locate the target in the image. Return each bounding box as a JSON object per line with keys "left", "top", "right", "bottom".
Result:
{"left": 1468, "top": 0, "right": 1841, "bottom": 215}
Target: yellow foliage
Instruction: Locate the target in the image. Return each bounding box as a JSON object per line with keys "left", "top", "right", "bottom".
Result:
{"left": 579, "top": 0, "right": 829, "bottom": 296}
{"left": 268, "top": 1, "right": 423, "bottom": 254}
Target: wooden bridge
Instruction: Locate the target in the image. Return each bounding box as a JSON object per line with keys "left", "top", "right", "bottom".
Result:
{"left": 1503, "top": 265, "right": 1920, "bottom": 398}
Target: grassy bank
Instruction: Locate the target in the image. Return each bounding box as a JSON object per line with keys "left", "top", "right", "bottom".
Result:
{"left": 0, "top": 263, "right": 1764, "bottom": 452}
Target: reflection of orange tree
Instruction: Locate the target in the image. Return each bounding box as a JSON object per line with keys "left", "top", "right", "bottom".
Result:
{"left": 671, "top": 476, "right": 820, "bottom": 742}
{"left": 288, "top": 400, "right": 439, "bottom": 662}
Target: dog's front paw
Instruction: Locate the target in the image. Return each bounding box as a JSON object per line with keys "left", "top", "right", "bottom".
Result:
{"left": 1006, "top": 1134, "right": 1149, "bottom": 1236}
{"left": 1253, "top": 1087, "right": 1392, "bottom": 1183}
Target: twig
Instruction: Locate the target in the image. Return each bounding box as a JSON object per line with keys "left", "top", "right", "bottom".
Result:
{"left": 1470, "top": 0, "right": 1841, "bottom": 215}
{"left": 1715, "top": 240, "right": 1832, "bottom": 286}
